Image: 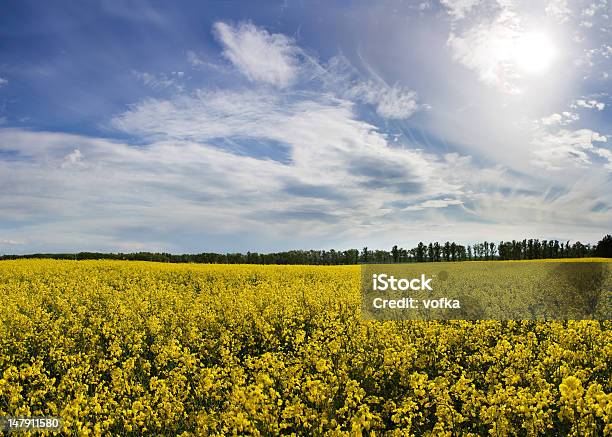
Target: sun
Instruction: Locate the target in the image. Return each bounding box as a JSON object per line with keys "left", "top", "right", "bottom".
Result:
{"left": 512, "top": 31, "right": 557, "bottom": 75}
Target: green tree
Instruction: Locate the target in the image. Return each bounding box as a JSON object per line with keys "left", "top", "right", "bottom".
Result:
{"left": 434, "top": 242, "right": 441, "bottom": 262}
{"left": 361, "top": 247, "right": 369, "bottom": 263}
{"left": 594, "top": 234, "right": 612, "bottom": 257}
{"left": 443, "top": 242, "right": 451, "bottom": 261}
{"left": 391, "top": 245, "right": 399, "bottom": 263}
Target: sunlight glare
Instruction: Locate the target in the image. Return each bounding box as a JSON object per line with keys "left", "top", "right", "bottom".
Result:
{"left": 513, "top": 31, "right": 557, "bottom": 75}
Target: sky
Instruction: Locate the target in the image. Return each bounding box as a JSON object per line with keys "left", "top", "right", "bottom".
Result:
{"left": 0, "top": 0, "right": 610, "bottom": 254}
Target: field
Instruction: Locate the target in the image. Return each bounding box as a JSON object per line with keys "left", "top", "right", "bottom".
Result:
{"left": 0, "top": 259, "right": 610, "bottom": 436}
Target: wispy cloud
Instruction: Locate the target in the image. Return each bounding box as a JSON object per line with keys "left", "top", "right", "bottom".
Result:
{"left": 440, "top": 0, "right": 482, "bottom": 21}
{"left": 0, "top": 74, "right": 526, "bottom": 253}
{"left": 5, "top": 124, "right": 606, "bottom": 252}
{"left": 403, "top": 198, "right": 464, "bottom": 211}
{"left": 0, "top": 239, "right": 21, "bottom": 245}
{"left": 210, "top": 22, "right": 422, "bottom": 120}
{"left": 346, "top": 80, "right": 419, "bottom": 119}
{"left": 531, "top": 128, "right": 609, "bottom": 170}
{"left": 132, "top": 71, "right": 185, "bottom": 91}
{"left": 186, "top": 50, "right": 207, "bottom": 67}
{"left": 545, "top": 0, "right": 572, "bottom": 24}
{"left": 109, "top": 88, "right": 460, "bottom": 203}
{"left": 324, "top": 55, "right": 421, "bottom": 119}
{"left": 213, "top": 21, "right": 300, "bottom": 88}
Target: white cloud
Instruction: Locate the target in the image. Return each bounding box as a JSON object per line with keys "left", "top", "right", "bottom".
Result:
{"left": 132, "top": 71, "right": 184, "bottom": 90}
{"left": 346, "top": 81, "right": 419, "bottom": 119}
{"left": 110, "top": 88, "right": 456, "bottom": 198}
{"left": 0, "top": 239, "right": 21, "bottom": 245}
{"left": 464, "top": 172, "right": 612, "bottom": 238}
{"left": 571, "top": 98, "right": 606, "bottom": 110}
{"left": 102, "top": 86, "right": 610, "bottom": 245}
{"left": 111, "top": 89, "right": 285, "bottom": 140}
{"left": 574, "top": 42, "right": 612, "bottom": 75}
{"left": 186, "top": 50, "right": 206, "bottom": 67}
{"left": 447, "top": 7, "right": 525, "bottom": 94}
{"left": 531, "top": 128, "right": 609, "bottom": 170}
{"left": 403, "top": 198, "right": 464, "bottom": 211}
{"left": 204, "top": 25, "right": 422, "bottom": 119}
{"left": 538, "top": 111, "right": 579, "bottom": 126}
{"left": 539, "top": 113, "right": 563, "bottom": 125}
{"left": 61, "top": 148, "right": 85, "bottom": 169}
{"left": 324, "top": 55, "right": 420, "bottom": 119}
{"left": 0, "top": 78, "right": 7, "bottom": 87}
{"left": 2, "top": 114, "right": 610, "bottom": 252}
{"left": 580, "top": 1, "right": 608, "bottom": 21}
{"left": 441, "top": 0, "right": 482, "bottom": 21}
{"left": 213, "top": 21, "right": 299, "bottom": 88}
{"left": 594, "top": 147, "right": 612, "bottom": 170}
{"left": 2, "top": 79, "right": 518, "bottom": 252}
{"left": 209, "top": 19, "right": 420, "bottom": 120}
{"left": 185, "top": 50, "right": 225, "bottom": 72}
{"left": 545, "top": 0, "right": 571, "bottom": 24}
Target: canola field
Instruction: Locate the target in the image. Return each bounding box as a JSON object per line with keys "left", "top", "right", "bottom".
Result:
{"left": 0, "top": 259, "right": 610, "bottom": 436}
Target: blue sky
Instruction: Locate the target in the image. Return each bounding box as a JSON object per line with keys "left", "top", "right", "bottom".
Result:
{"left": 0, "top": 0, "right": 610, "bottom": 254}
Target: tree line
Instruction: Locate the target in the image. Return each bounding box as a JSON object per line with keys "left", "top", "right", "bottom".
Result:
{"left": 1, "top": 235, "right": 610, "bottom": 265}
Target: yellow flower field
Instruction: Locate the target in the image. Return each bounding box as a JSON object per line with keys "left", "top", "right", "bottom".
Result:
{"left": 0, "top": 260, "right": 610, "bottom": 436}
